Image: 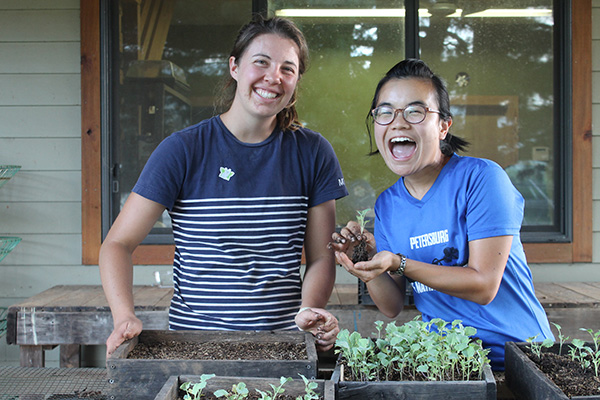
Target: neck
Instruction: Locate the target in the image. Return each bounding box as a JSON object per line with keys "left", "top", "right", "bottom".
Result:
{"left": 403, "top": 155, "right": 451, "bottom": 200}
{"left": 220, "top": 109, "right": 277, "bottom": 143}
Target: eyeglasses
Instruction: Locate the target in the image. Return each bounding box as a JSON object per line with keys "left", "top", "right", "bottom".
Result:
{"left": 371, "top": 104, "right": 441, "bottom": 125}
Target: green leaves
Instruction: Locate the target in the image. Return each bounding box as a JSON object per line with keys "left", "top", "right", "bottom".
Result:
{"left": 180, "top": 374, "right": 216, "bottom": 400}
{"left": 356, "top": 208, "right": 371, "bottom": 234}
{"left": 181, "top": 374, "right": 318, "bottom": 400}
{"left": 335, "top": 316, "right": 491, "bottom": 382}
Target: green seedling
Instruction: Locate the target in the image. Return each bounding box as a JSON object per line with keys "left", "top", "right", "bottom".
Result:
{"left": 356, "top": 208, "right": 371, "bottom": 235}
{"left": 551, "top": 322, "right": 569, "bottom": 355}
{"left": 526, "top": 334, "right": 553, "bottom": 358}
{"left": 214, "top": 382, "right": 249, "bottom": 399}
{"left": 335, "top": 316, "right": 490, "bottom": 382}
{"left": 180, "top": 374, "right": 215, "bottom": 400}
{"left": 256, "top": 376, "right": 292, "bottom": 400}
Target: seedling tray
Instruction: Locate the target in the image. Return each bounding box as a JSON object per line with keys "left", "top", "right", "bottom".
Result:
{"left": 106, "top": 330, "right": 318, "bottom": 400}
{"left": 154, "top": 375, "right": 334, "bottom": 400}
{"left": 505, "top": 341, "right": 600, "bottom": 400}
{"left": 332, "top": 355, "right": 496, "bottom": 400}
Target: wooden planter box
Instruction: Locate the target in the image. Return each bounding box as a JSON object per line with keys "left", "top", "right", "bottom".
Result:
{"left": 154, "top": 375, "right": 335, "bottom": 400}
{"left": 505, "top": 341, "right": 600, "bottom": 400}
{"left": 331, "top": 359, "right": 496, "bottom": 400}
{"left": 106, "top": 330, "right": 318, "bottom": 400}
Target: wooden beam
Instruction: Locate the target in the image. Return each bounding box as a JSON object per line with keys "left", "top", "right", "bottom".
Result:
{"left": 81, "top": 0, "right": 102, "bottom": 265}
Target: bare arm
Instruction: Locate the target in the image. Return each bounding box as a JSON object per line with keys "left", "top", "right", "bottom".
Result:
{"left": 331, "top": 222, "right": 512, "bottom": 317}
{"left": 99, "top": 192, "right": 166, "bottom": 354}
{"left": 405, "top": 235, "right": 511, "bottom": 304}
{"left": 295, "top": 199, "right": 339, "bottom": 351}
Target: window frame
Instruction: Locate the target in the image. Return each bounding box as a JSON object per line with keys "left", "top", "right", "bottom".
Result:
{"left": 80, "top": 0, "right": 592, "bottom": 265}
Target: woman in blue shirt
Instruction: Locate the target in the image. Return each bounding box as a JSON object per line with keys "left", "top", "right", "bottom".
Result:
{"left": 329, "top": 59, "right": 553, "bottom": 370}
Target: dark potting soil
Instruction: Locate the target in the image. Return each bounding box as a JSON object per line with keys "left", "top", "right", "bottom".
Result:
{"left": 127, "top": 340, "right": 308, "bottom": 360}
{"left": 524, "top": 348, "right": 600, "bottom": 397}
{"left": 351, "top": 239, "right": 369, "bottom": 263}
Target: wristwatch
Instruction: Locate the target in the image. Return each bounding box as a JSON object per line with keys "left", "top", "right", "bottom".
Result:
{"left": 392, "top": 253, "right": 407, "bottom": 276}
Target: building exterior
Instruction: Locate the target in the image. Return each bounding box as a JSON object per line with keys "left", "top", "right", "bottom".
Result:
{"left": 0, "top": 0, "right": 598, "bottom": 367}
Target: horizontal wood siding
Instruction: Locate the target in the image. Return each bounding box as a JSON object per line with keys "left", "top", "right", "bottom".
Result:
{"left": 0, "top": 1, "right": 85, "bottom": 367}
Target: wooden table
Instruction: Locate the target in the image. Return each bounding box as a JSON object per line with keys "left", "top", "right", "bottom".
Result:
{"left": 6, "top": 285, "right": 172, "bottom": 367}
{"left": 6, "top": 282, "right": 600, "bottom": 368}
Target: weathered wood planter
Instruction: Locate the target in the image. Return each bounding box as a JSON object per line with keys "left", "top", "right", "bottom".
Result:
{"left": 331, "top": 360, "right": 496, "bottom": 400}
{"left": 154, "top": 375, "right": 335, "bottom": 400}
{"left": 505, "top": 341, "right": 600, "bottom": 400}
{"left": 106, "top": 330, "right": 318, "bottom": 400}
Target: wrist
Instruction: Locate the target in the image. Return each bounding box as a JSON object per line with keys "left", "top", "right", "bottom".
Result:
{"left": 297, "top": 306, "right": 312, "bottom": 315}
{"left": 391, "top": 253, "right": 407, "bottom": 276}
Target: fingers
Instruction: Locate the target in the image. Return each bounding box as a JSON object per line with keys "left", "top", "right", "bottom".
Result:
{"left": 106, "top": 331, "right": 125, "bottom": 357}
{"left": 296, "top": 308, "right": 340, "bottom": 351}
{"left": 106, "top": 319, "right": 142, "bottom": 357}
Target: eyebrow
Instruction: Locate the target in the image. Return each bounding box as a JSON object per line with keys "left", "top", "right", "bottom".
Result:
{"left": 377, "top": 100, "right": 427, "bottom": 108}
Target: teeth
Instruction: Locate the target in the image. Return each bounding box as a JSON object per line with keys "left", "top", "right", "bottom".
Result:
{"left": 255, "top": 88, "right": 278, "bottom": 99}
{"left": 391, "top": 137, "right": 414, "bottom": 143}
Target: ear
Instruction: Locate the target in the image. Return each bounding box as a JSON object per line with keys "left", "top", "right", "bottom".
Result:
{"left": 439, "top": 117, "right": 452, "bottom": 140}
{"left": 229, "top": 56, "right": 238, "bottom": 80}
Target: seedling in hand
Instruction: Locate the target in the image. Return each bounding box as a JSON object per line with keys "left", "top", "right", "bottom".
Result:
{"left": 351, "top": 208, "right": 371, "bottom": 263}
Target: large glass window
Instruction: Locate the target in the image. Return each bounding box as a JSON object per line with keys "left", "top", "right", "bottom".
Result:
{"left": 104, "top": 0, "right": 568, "bottom": 244}
{"left": 106, "top": 0, "right": 252, "bottom": 242}
{"left": 419, "top": 1, "right": 563, "bottom": 234}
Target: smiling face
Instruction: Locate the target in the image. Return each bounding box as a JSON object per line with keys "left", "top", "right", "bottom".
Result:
{"left": 374, "top": 77, "right": 452, "bottom": 182}
{"left": 229, "top": 33, "right": 300, "bottom": 123}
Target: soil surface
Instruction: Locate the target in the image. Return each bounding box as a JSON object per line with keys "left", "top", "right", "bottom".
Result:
{"left": 525, "top": 347, "right": 600, "bottom": 397}
{"left": 351, "top": 239, "right": 369, "bottom": 263}
{"left": 127, "top": 340, "right": 308, "bottom": 360}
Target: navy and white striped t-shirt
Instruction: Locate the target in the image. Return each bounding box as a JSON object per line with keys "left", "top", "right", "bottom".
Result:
{"left": 133, "top": 116, "right": 347, "bottom": 331}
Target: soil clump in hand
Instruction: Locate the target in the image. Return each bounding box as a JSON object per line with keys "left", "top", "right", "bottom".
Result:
{"left": 351, "top": 239, "right": 369, "bottom": 263}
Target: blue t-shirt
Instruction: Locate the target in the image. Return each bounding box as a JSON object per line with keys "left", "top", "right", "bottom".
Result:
{"left": 133, "top": 116, "right": 348, "bottom": 331}
{"left": 374, "top": 154, "right": 553, "bottom": 370}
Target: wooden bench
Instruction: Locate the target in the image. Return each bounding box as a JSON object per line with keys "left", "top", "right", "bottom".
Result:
{"left": 7, "top": 282, "right": 600, "bottom": 368}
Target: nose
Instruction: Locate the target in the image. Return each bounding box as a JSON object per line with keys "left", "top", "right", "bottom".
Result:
{"left": 265, "top": 67, "right": 282, "bottom": 84}
{"left": 390, "top": 110, "right": 410, "bottom": 128}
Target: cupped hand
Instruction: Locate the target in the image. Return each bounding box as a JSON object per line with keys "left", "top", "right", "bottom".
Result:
{"left": 106, "top": 316, "right": 143, "bottom": 357}
{"left": 295, "top": 308, "right": 340, "bottom": 352}
{"left": 334, "top": 250, "right": 398, "bottom": 283}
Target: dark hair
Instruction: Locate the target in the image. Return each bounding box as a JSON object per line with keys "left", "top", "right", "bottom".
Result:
{"left": 216, "top": 15, "right": 309, "bottom": 131}
{"left": 366, "top": 58, "right": 469, "bottom": 156}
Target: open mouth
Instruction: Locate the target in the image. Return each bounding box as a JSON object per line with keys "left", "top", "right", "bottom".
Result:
{"left": 389, "top": 136, "right": 416, "bottom": 159}
{"left": 255, "top": 88, "right": 280, "bottom": 100}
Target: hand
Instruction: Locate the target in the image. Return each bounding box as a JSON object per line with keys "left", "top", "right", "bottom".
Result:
{"left": 327, "top": 221, "right": 376, "bottom": 260}
{"left": 334, "top": 250, "right": 398, "bottom": 283}
{"left": 295, "top": 308, "right": 340, "bottom": 352}
{"left": 106, "top": 316, "right": 143, "bottom": 357}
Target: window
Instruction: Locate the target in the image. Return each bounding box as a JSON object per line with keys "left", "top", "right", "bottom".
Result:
{"left": 81, "top": 0, "right": 591, "bottom": 264}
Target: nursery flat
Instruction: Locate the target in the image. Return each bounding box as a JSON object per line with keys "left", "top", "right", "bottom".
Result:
{"left": 524, "top": 348, "right": 600, "bottom": 397}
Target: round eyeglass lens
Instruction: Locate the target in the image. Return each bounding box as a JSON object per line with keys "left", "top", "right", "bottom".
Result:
{"left": 404, "top": 106, "right": 427, "bottom": 123}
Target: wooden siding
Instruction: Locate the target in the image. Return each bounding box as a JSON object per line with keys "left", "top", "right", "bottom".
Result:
{"left": 0, "top": 1, "right": 85, "bottom": 367}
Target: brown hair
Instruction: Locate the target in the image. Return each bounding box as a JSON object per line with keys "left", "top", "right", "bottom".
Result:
{"left": 216, "top": 15, "right": 309, "bottom": 131}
